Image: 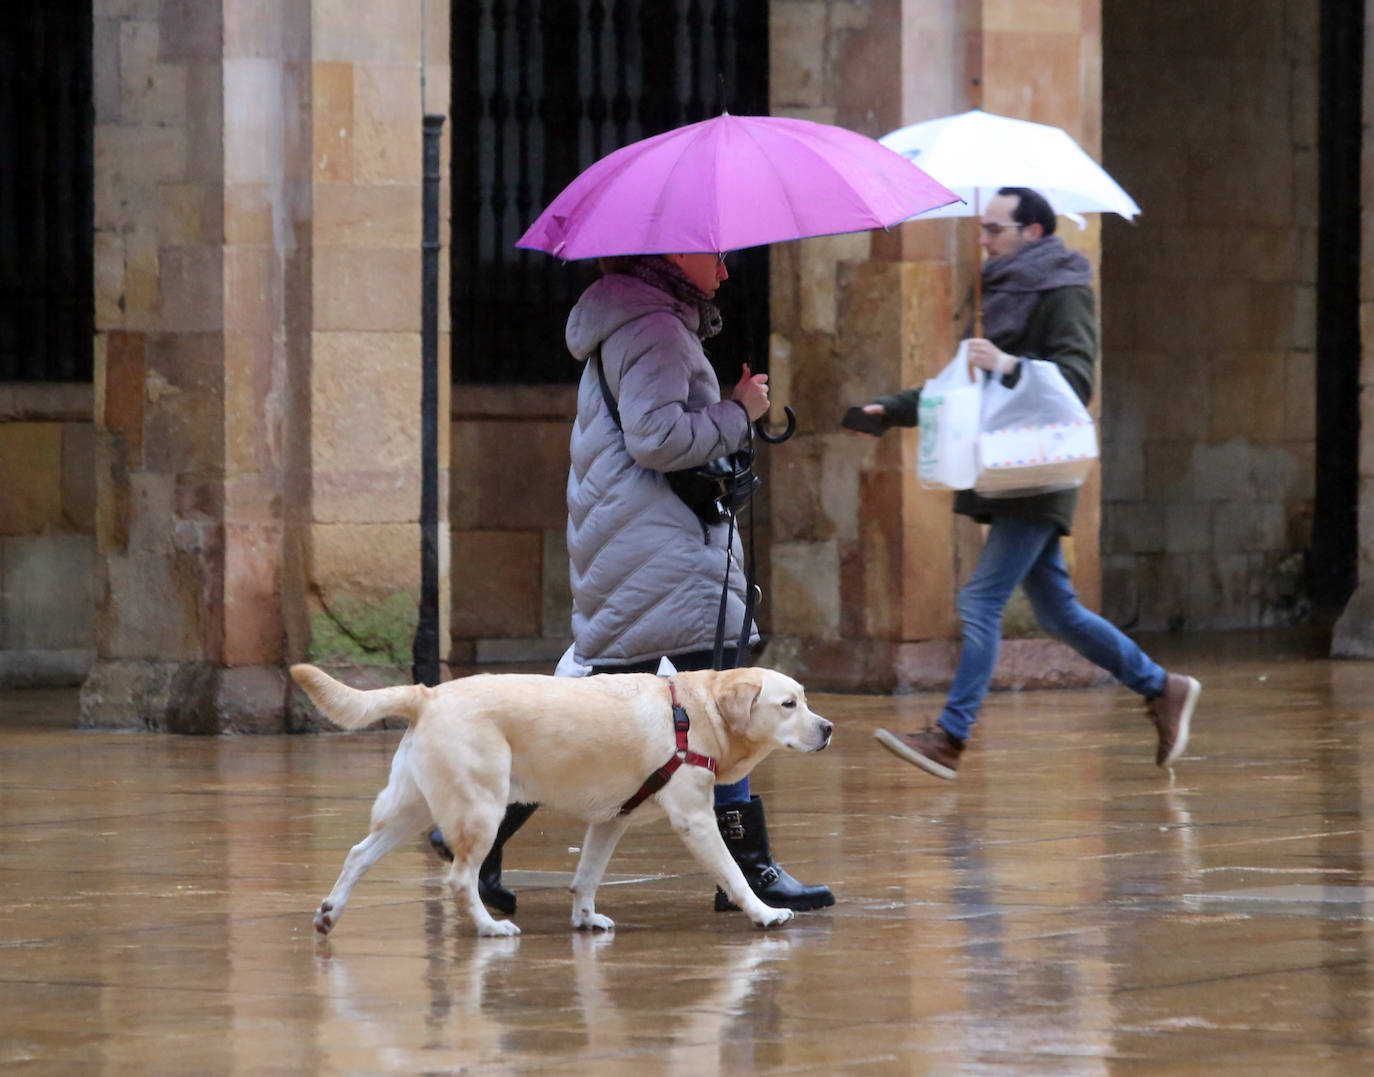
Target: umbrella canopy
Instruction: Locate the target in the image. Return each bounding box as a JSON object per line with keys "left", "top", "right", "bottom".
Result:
{"left": 516, "top": 113, "right": 960, "bottom": 260}
{"left": 879, "top": 108, "right": 1140, "bottom": 222}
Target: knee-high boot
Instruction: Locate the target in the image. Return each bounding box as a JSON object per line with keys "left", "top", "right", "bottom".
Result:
{"left": 428, "top": 801, "right": 539, "bottom": 914}
{"left": 713, "top": 795, "right": 834, "bottom": 912}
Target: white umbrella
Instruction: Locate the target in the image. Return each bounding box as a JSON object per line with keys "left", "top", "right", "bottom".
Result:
{"left": 878, "top": 108, "right": 1140, "bottom": 224}
{"left": 879, "top": 108, "right": 1139, "bottom": 333}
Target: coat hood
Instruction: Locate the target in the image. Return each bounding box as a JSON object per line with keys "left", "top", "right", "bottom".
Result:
{"left": 565, "top": 273, "right": 701, "bottom": 363}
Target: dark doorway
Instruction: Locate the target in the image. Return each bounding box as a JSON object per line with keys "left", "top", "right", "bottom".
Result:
{"left": 450, "top": 0, "right": 769, "bottom": 387}
{"left": 1313, "top": 0, "right": 1364, "bottom": 615}
{"left": 0, "top": 2, "right": 93, "bottom": 382}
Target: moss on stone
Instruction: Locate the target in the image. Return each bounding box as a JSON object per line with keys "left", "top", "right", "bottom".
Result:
{"left": 308, "top": 592, "right": 419, "bottom": 670}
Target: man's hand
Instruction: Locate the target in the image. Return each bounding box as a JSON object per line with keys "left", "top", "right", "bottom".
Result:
{"left": 732, "top": 363, "right": 770, "bottom": 422}
{"left": 965, "top": 338, "right": 1019, "bottom": 377}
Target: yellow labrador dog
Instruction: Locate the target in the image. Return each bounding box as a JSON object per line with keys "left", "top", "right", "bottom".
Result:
{"left": 291, "top": 664, "right": 833, "bottom": 937}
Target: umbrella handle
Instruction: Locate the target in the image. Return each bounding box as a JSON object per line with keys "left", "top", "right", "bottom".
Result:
{"left": 755, "top": 406, "right": 796, "bottom": 444}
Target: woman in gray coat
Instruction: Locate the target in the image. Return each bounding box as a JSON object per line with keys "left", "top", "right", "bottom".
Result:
{"left": 475, "top": 251, "right": 833, "bottom": 916}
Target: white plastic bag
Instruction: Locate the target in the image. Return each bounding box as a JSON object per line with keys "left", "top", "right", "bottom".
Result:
{"left": 917, "top": 341, "right": 982, "bottom": 491}
{"left": 975, "top": 359, "right": 1098, "bottom": 495}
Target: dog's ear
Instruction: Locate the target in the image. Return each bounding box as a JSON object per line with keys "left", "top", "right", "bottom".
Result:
{"left": 716, "top": 669, "right": 763, "bottom": 736}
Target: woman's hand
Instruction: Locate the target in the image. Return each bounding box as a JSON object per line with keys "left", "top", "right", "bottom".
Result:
{"left": 732, "top": 363, "right": 771, "bottom": 422}
{"left": 965, "top": 338, "right": 1019, "bottom": 377}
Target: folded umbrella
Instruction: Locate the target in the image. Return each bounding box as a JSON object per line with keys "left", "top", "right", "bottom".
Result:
{"left": 516, "top": 113, "right": 960, "bottom": 260}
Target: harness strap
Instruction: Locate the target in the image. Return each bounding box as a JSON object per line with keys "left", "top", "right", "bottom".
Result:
{"left": 619, "top": 680, "right": 717, "bottom": 815}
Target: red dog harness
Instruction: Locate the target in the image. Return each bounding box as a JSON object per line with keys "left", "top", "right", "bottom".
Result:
{"left": 618, "top": 680, "right": 717, "bottom": 815}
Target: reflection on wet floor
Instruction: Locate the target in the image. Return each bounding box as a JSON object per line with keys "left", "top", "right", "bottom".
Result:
{"left": 3, "top": 630, "right": 1374, "bottom": 1073}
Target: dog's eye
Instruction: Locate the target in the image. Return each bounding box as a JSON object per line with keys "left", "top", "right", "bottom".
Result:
{"left": 781, "top": 698, "right": 796, "bottom": 709}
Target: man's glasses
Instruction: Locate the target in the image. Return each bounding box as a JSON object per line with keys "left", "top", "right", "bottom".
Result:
{"left": 979, "top": 222, "right": 1024, "bottom": 236}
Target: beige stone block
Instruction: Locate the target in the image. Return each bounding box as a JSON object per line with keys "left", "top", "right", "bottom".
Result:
{"left": 119, "top": 19, "right": 187, "bottom": 126}
{"left": 424, "top": 63, "right": 451, "bottom": 119}
{"left": 94, "top": 17, "right": 123, "bottom": 124}
{"left": 159, "top": 0, "right": 224, "bottom": 61}
{"left": 311, "top": 329, "right": 420, "bottom": 473}
{"left": 353, "top": 63, "right": 422, "bottom": 184}
{"left": 771, "top": 540, "right": 840, "bottom": 639}
{"left": 985, "top": 0, "right": 1085, "bottom": 33}
{"left": 539, "top": 527, "right": 570, "bottom": 638}
{"left": 223, "top": 521, "right": 285, "bottom": 666}
{"left": 103, "top": 330, "right": 146, "bottom": 459}
{"left": 1279, "top": 353, "right": 1313, "bottom": 441}
{"left": 0, "top": 425, "right": 64, "bottom": 535}
{"left": 224, "top": 244, "right": 278, "bottom": 334}
{"left": 161, "top": 183, "right": 225, "bottom": 246}
{"left": 93, "top": 125, "right": 188, "bottom": 231}
{"left": 312, "top": 470, "right": 421, "bottom": 526}
{"left": 798, "top": 233, "right": 869, "bottom": 334}
{"left": 984, "top": 32, "right": 1086, "bottom": 132}
{"left": 771, "top": 3, "right": 828, "bottom": 108}
{"left": 450, "top": 419, "right": 571, "bottom": 531}
{"left": 184, "top": 61, "right": 226, "bottom": 184}
{"left": 97, "top": 549, "right": 206, "bottom": 660}
{"left": 123, "top": 229, "right": 161, "bottom": 329}
{"left": 94, "top": 231, "right": 126, "bottom": 329}
{"left": 223, "top": 331, "right": 277, "bottom": 475}
{"left": 225, "top": 57, "right": 284, "bottom": 184}
{"left": 62, "top": 422, "right": 98, "bottom": 534}
{"left": 311, "top": 521, "right": 419, "bottom": 597}
{"left": 313, "top": 61, "right": 354, "bottom": 182}
{"left": 313, "top": 247, "right": 421, "bottom": 331}
{"left": 142, "top": 332, "right": 225, "bottom": 475}
{"left": 1208, "top": 351, "right": 1285, "bottom": 442}
{"left": 159, "top": 245, "right": 224, "bottom": 331}
{"left": 314, "top": 183, "right": 421, "bottom": 247}
{"left": 223, "top": 469, "right": 280, "bottom": 526}
{"left": 223, "top": 182, "right": 274, "bottom": 245}
{"left": 224, "top": 0, "right": 284, "bottom": 59}
{"left": 314, "top": 0, "right": 423, "bottom": 63}
{"left": 449, "top": 529, "right": 542, "bottom": 639}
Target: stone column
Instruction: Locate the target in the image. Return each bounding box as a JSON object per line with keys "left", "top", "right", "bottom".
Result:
{"left": 1332, "top": 2, "right": 1374, "bottom": 657}
{"left": 82, "top": 1, "right": 444, "bottom": 730}
{"left": 762, "top": 0, "right": 1107, "bottom": 691}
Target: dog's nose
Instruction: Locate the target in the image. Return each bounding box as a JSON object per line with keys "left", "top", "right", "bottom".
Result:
{"left": 819, "top": 719, "right": 834, "bottom": 746}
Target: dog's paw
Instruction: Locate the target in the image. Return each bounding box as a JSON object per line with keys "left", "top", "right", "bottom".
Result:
{"left": 572, "top": 911, "right": 615, "bottom": 932}
{"left": 477, "top": 919, "right": 521, "bottom": 938}
{"left": 756, "top": 906, "right": 795, "bottom": 929}
{"left": 314, "top": 901, "right": 335, "bottom": 935}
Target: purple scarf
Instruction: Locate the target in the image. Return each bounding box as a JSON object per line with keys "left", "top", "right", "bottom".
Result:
{"left": 625, "top": 255, "right": 723, "bottom": 339}
{"left": 980, "top": 236, "right": 1092, "bottom": 350}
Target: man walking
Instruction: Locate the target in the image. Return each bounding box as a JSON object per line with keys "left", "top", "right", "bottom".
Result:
{"left": 854, "top": 187, "right": 1199, "bottom": 779}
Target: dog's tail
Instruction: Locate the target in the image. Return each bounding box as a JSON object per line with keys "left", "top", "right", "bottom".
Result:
{"left": 290, "top": 664, "right": 430, "bottom": 730}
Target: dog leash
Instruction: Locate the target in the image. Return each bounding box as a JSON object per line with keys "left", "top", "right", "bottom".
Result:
{"left": 618, "top": 680, "right": 717, "bottom": 815}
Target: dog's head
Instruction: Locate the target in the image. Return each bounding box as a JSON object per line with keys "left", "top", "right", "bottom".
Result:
{"left": 714, "top": 667, "right": 833, "bottom": 753}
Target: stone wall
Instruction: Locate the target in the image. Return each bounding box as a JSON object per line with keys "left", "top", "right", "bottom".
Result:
{"left": 80, "top": 0, "right": 450, "bottom": 729}
{"left": 1101, "top": 1, "right": 1318, "bottom": 630}
{"left": 0, "top": 386, "right": 95, "bottom": 686}
{"left": 761, "top": 0, "right": 1110, "bottom": 690}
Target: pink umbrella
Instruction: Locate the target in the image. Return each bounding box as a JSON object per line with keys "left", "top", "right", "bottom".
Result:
{"left": 516, "top": 113, "right": 960, "bottom": 260}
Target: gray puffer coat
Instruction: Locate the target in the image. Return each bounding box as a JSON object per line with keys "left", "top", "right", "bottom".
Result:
{"left": 565, "top": 273, "right": 758, "bottom": 666}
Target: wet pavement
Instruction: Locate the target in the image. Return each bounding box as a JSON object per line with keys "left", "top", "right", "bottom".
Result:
{"left": 3, "top": 630, "right": 1373, "bottom": 1074}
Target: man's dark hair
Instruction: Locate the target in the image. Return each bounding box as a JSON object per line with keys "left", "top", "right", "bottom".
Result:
{"left": 998, "top": 187, "right": 1056, "bottom": 236}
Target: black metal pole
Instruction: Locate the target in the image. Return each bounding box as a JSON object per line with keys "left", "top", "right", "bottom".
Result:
{"left": 413, "top": 113, "right": 445, "bottom": 687}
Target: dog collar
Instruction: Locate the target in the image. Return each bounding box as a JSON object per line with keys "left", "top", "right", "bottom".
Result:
{"left": 618, "top": 679, "right": 717, "bottom": 815}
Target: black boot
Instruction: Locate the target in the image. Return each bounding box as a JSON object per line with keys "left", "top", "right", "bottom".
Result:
{"left": 428, "top": 802, "right": 539, "bottom": 914}
{"left": 713, "top": 795, "right": 835, "bottom": 912}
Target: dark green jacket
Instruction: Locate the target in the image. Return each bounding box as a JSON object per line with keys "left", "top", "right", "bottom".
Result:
{"left": 875, "top": 284, "right": 1097, "bottom": 535}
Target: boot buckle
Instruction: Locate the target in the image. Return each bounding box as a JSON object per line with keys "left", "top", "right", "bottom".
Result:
{"left": 759, "top": 865, "right": 779, "bottom": 886}
{"left": 720, "top": 809, "right": 744, "bottom": 841}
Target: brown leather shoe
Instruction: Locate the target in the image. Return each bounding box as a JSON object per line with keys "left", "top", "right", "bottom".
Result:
{"left": 1145, "top": 673, "right": 1201, "bottom": 766}
{"left": 874, "top": 725, "right": 964, "bottom": 779}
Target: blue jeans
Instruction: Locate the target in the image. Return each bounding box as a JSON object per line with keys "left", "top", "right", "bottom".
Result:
{"left": 591, "top": 648, "right": 750, "bottom": 808}
{"left": 939, "top": 516, "right": 1167, "bottom": 743}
